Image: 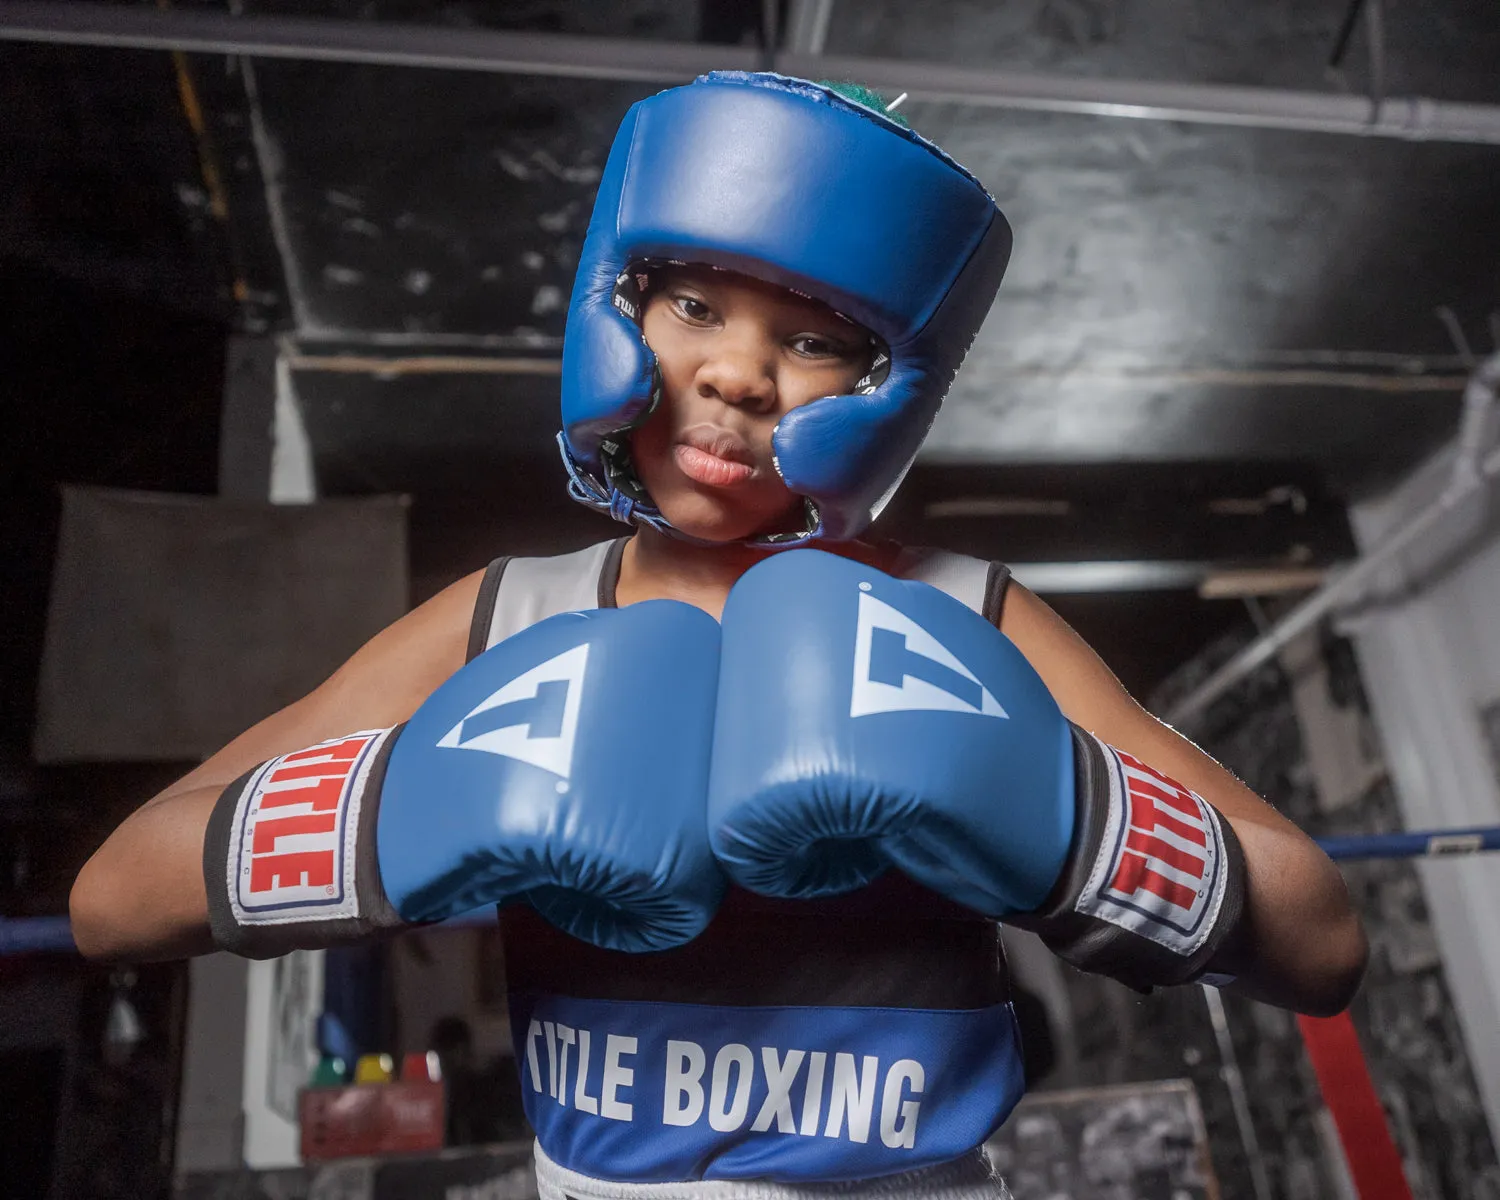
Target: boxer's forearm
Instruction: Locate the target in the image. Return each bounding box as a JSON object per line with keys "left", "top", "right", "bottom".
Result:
{"left": 70, "top": 787, "right": 218, "bottom": 962}
{"left": 1216, "top": 814, "right": 1367, "bottom": 1016}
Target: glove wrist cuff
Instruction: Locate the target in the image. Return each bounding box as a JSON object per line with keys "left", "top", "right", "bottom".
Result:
{"left": 204, "top": 727, "right": 407, "bottom": 959}
{"left": 1010, "top": 724, "right": 1248, "bottom": 991}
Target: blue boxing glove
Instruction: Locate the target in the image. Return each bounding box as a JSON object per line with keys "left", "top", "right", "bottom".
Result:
{"left": 708, "top": 551, "right": 1247, "bottom": 990}
{"left": 206, "top": 600, "right": 726, "bottom": 957}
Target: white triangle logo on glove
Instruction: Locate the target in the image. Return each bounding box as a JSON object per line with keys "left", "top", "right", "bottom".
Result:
{"left": 437, "top": 644, "right": 589, "bottom": 779}
{"left": 850, "top": 593, "right": 1007, "bottom": 720}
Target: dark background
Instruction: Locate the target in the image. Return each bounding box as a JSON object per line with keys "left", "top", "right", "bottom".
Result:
{"left": 2, "top": 2, "right": 1498, "bottom": 1196}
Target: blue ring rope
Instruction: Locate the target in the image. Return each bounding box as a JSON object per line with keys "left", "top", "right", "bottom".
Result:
{"left": 4, "top": 826, "right": 1498, "bottom": 955}
{"left": 1314, "top": 826, "right": 1500, "bottom": 860}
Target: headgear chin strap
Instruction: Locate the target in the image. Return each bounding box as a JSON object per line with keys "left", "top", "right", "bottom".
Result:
{"left": 559, "top": 71, "right": 1012, "bottom": 546}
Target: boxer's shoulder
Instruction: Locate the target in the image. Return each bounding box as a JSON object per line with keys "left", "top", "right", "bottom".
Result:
{"left": 161, "top": 567, "right": 486, "bottom": 804}
{"left": 320, "top": 566, "right": 486, "bottom": 719}
{"left": 991, "top": 579, "right": 1154, "bottom": 753}
{"left": 243, "top": 567, "right": 482, "bottom": 757}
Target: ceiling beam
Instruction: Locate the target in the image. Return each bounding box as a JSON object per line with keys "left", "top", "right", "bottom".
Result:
{"left": 4, "top": 1, "right": 1500, "bottom": 144}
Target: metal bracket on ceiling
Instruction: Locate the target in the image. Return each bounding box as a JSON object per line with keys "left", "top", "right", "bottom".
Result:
{"left": 1364, "top": 0, "right": 1387, "bottom": 130}
{"left": 785, "top": 0, "right": 835, "bottom": 57}
{"left": 759, "top": 0, "right": 779, "bottom": 72}
{"left": 1327, "top": 0, "right": 1389, "bottom": 132}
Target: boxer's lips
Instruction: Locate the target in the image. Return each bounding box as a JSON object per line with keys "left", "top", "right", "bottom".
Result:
{"left": 675, "top": 445, "right": 756, "bottom": 487}
{"left": 675, "top": 428, "right": 757, "bottom": 487}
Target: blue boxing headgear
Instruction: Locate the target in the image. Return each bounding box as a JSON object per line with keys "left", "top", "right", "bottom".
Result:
{"left": 559, "top": 72, "right": 1012, "bottom": 546}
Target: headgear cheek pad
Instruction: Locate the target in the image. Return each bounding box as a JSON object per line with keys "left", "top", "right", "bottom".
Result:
{"left": 559, "top": 71, "right": 1012, "bottom": 546}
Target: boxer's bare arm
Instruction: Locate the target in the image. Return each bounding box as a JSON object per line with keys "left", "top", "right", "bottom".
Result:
{"left": 1001, "top": 583, "right": 1368, "bottom": 1016}
{"left": 69, "top": 571, "right": 485, "bottom": 962}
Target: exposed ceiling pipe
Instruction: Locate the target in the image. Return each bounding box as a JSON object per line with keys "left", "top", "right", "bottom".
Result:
{"left": 0, "top": 1, "right": 763, "bottom": 80}
{"left": 4, "top": 0, "right": 1500, "bottom": 144}
{"left": 1163, "top": 351, "right": 1500, "bottom": 728}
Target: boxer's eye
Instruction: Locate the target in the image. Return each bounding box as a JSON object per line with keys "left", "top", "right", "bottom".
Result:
{"left": 789, "top": 333, "right": 857, "bottom": 361}
{"left": 670, "top": 294, "right": 714, "bottom": 323}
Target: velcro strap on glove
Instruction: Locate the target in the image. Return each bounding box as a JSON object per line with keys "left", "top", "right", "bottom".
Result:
{"left": 203, "top": 728, "right": 407, "bottom": 959}
{"left": 1008, "top": 725, "right": 1248, "bottom": 991}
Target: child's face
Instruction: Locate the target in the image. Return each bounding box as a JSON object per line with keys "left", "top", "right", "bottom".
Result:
{"left": 632, "top": 265, "right": 873, "bottom": 543}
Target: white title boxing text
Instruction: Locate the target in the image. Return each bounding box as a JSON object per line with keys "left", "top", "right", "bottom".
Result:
{"left": 522, "top": 1019, "right": 925, "bottom": 1150}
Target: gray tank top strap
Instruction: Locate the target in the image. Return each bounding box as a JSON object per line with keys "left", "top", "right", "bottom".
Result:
{"left": 467, "top": 542, "right": 1010, "bottom": 663}
{"left": 891, "top": 546, "right": 1012, "bottom": 628}
{"left": 467, "top": 539, "right": 626, "bottom": 661}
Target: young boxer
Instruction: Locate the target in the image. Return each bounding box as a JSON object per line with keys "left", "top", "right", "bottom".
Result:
{"left": 72, "top": 74, "right": 1365, "bottom": 1198}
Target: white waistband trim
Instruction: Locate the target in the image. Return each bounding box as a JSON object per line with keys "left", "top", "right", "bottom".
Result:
{"left": 532, "top": 1141, "right": 1010, "bottom": 1200}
